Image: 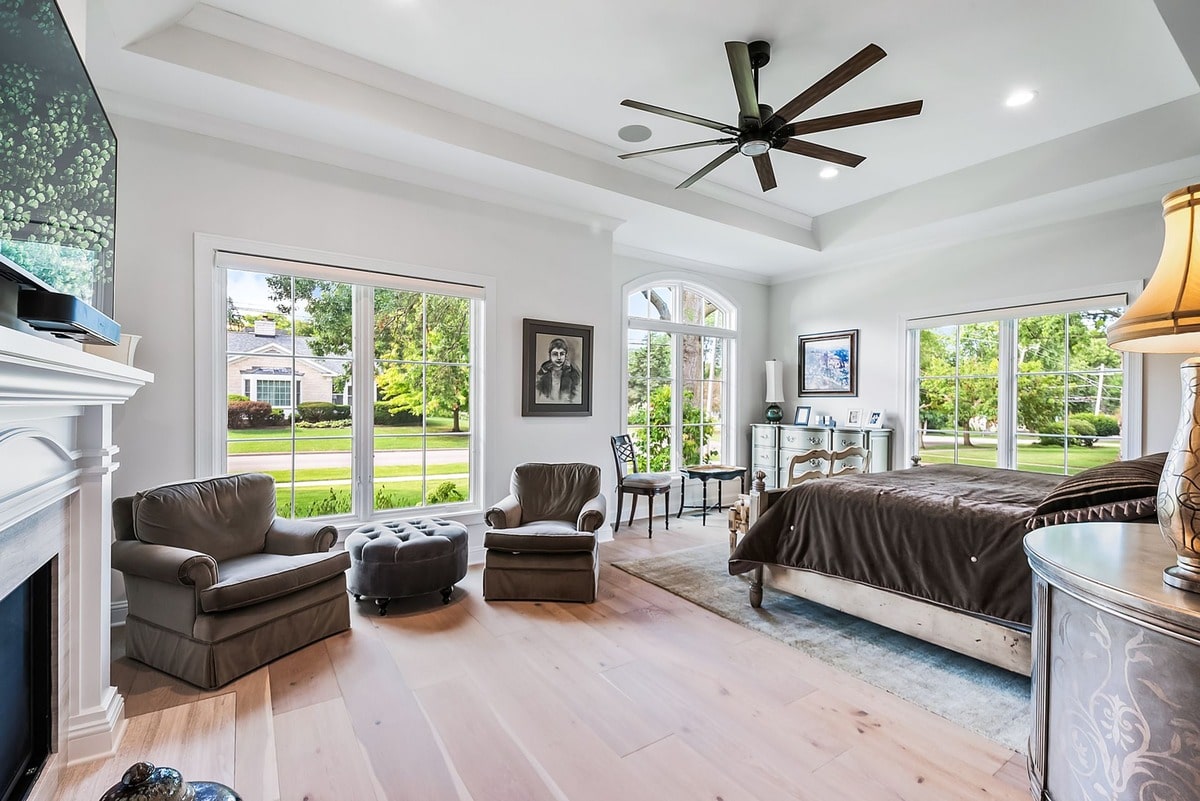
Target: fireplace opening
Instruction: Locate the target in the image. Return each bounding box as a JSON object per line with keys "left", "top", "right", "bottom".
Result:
{"left": 0, "top": 561, "right": 51, "bottom": 801}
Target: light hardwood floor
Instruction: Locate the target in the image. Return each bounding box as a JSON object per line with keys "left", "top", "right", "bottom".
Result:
{"left": 62, "top": 515, "right": 1030, "bottom": 800}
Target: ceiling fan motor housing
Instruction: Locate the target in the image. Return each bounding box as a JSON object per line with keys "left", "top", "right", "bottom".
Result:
{"left": 748, "top": 40, "right": 770, "bottom": 70}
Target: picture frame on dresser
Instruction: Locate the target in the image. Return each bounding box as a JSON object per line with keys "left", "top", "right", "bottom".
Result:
{"left": 793, "top": 405, "right": 812, "bottom": 426}
{"left": 864, "top": 409, "right": 885, "bottom": 429}
{"left": 798, "top": 329, "right": 858, "bottom": 396}
{"left": 846, "top": 408, "right": 863, "bottom": 428}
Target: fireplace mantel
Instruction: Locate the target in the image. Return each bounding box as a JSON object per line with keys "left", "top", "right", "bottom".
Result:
{"left": 0, "top": 324, "right": 151, "bottom": 784}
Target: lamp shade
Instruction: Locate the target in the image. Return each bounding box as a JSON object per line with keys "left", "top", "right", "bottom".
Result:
{"left": 1108, "top": 184, "right": 1200, "bottom": 352}
{"left": 765, "top": 359, "right": 784, "bottom": 403}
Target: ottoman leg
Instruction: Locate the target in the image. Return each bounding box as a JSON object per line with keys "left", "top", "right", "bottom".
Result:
{"left": 441, "top": 586, "right": 453, "bottom": 605}
{"left": 375, "top": 598, "right": 391, "bottom": 616}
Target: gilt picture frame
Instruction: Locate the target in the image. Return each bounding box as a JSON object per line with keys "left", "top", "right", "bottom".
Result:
{"left": 798, "top": 329, "right": 858, "bottom": 397}
{"left": 521, "top": 318, "right": 593, "bottom": 417}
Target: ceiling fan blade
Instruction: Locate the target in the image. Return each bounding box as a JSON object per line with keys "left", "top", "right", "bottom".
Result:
{"left": 767, "top": 43, "right": 887, "bottom": 128}
{"left": 725, "top": 41, "right": 759, "bottom": 124}
{"left": 618, "top": 138, "right": 737, "bottom": 159}
{"left": 621, "top": 99, "right": 739, "bottom": 134}
{"left": 778, "top": 138, "right": 866, "bottom": 167}
{"left": 677, "top": 146, "right": 739, "bottom": 189}
{"left": 784, "top": 100, "right": 924, "bottom": 136}
{"left": 752, "top": 152, "right": 777, "bottom": 192}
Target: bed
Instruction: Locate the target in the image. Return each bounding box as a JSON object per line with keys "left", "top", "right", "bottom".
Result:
{"left": 728, "top": 464, "right": 1068, "bottom": 675}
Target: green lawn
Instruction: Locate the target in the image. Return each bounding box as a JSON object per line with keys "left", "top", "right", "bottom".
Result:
{"left": 276, "top": 477, "right": 470, "bottom": 518}
{"left": 262, "top": 463, "right": 467, "bottom": 484}
{"left": 919, "top": 440, "right": 1121, "bottom": 474}
{"left": 228, "top": 420, "right": 468, "bottom": 453}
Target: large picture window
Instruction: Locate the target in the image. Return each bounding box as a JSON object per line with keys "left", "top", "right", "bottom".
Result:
{"left": 910, "top": 294, "right": 1135, "bottom": 475}
{"left": 221, "top": 255, "right": 479, "bottom": 521}
{"left": 625, "top": 282, "right": 735, "bottom": 471}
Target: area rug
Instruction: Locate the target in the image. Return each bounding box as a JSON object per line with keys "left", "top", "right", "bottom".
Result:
{"left": 613, "top": 543, "right": 1030, "bottom": 752}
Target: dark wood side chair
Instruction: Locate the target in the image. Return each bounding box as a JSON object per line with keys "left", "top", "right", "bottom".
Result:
{"left": 610, "top": 434, "right": 673, "bottom": 537}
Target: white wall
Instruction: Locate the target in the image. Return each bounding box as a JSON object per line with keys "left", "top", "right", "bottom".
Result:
{"left": 769, "top": 204, "right": 1179, "bottom": 462}
{"left": 110, "top": 117, "right": 619, "bottom": 521}
{"left": 58, "top": 0, "right": 86, "bottom": 59}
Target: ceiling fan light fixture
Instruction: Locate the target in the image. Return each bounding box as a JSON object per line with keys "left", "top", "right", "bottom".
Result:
{"left": 819, "top": 166, "right": 839, "bottom": 179}
{"left": 739, "top": 139, "right": 771, "bottom": 157}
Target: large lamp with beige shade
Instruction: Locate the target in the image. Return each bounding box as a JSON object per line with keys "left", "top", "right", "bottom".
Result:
{"left": 1108, "top": 183, "right": 1200, "bottom": 591}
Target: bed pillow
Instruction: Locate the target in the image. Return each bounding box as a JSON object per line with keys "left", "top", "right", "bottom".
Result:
{"left": 1027, "top": 452, "right": 1167, "bottom": 530}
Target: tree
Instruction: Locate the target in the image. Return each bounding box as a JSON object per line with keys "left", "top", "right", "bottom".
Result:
{"left": 264, "top": 277, "right": 471, "bottom": 431}
{"left": 227, "top": 297, "right": 244, "bottom": 331}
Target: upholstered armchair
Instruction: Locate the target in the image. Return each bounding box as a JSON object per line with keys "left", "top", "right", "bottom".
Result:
{"left": 483, "top": 462, "right": 607, "bottom": 602}
{"left": 112, "top": 473, "right": 351, "bottom": 689}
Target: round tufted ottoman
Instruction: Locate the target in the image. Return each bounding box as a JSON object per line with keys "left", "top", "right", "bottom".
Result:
{"left": 345, "top": 518, "right": 469, "bottom": 615}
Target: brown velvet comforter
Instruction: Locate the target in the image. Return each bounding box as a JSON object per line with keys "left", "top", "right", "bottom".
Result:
{"left": 728, "top": 464, "right": 1065, "bottom": 628}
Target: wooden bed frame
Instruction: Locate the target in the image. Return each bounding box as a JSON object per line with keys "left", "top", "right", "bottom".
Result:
{"left": 730, "top": 471, "right": 1032, "bottom": 676}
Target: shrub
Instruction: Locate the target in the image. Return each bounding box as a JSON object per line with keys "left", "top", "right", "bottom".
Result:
{"left": 1068, "top": 418, "right": 1097, "bottom": 447}
{"left": 1036, "top": 418, "right": 1097, "bottom": 448}
{"left": 1070, "top": 413, "right": 1120, "bottom": 438}
{"left": 426, "top": 481, "right": 464, "bottom": 505}
{"left": 373, "top": 402, "right": 422, "bottom": 426}
{"left": 295, "top": 401, "right": 351, "bottom": 423}
{"left": 228, "top": 400, "right": 273, "bottom": 429}
{"left": 295, "top": 419, "right": 353, "bottom": 429}
{"left": 228, "top": 393, "right": 249, "bottom": 403}
{"left": 304, "top": 488, "right": 350, "bottom": 517}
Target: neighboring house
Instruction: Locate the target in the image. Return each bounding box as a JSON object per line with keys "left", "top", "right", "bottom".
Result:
{"left": 226, "top": 319, "right": 348, "bottom": 412}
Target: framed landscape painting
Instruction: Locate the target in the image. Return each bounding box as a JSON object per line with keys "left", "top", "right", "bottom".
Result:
{"left": 521, "top": 318, "right": 593, "bottom": 416}
{"left": 798, "top": 329, "right": 858, "bottom": 397}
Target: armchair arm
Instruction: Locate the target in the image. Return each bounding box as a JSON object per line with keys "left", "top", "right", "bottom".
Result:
{"left": 112, "top": 540, "right": 218, "bottom": 591}
{"left": 485, "top": 494, "right": 522, "bottom": 529}
{"left": 576, "top": 494, "right": 607, "bottom": 533}
{"left": 264, "top": 516, "right": 339, "bottom": 554}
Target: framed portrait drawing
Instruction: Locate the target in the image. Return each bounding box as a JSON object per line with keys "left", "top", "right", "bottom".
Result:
{"left": 793, "top": 405, "right": 812, "bottom": 426}
{"left": 846, "top": 408, "right": 864, "bottom": 428}
{"left": 798, "top": 329, "right": 858, "bottom": 397}
{"left": 521, "top": 318, "right": 593, "bottom": 416}
{"left": 865, "top": 409, "right": 886, "bottom": 429}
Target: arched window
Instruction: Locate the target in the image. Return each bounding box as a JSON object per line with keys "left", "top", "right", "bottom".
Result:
{"left": 624, "top": 281, "right": 736, "bottom": 471}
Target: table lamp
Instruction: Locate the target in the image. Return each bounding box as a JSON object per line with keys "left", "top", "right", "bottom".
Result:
{"left": 765, "top": 359, "right": 784, "bottom": 423}
{"left": 1108, "top": 183, "right": 1200, "bottom": 591}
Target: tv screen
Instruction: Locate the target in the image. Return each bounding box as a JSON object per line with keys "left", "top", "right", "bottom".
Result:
{"left": 0, "top": 0, "right": 116, "bottom": 318}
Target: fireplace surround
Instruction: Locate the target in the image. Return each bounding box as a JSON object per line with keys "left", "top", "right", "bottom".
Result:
{"left": 0, "top": 324, "right": 150, "bottom": 800}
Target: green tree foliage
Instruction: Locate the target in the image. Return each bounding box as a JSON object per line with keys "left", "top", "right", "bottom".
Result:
{"left": 917, "top": 311, "right": 1122, "bottom": 448}
{"left": 627, "top": 384, "right": 713, "bottom": 470}
{"left": 264, "top": 277, "right": 471, "bottom": 432}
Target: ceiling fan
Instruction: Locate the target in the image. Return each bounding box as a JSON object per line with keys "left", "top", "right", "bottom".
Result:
{"left": 619, "top": 40, "right": 923, "bottom": 192}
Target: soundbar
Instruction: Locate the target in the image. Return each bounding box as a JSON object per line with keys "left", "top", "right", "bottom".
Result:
{"left": 16, "top": 289, "right": 120, "bottom": 345}
{"left": 0, "top": 253, "right": 120, "bottom": 345}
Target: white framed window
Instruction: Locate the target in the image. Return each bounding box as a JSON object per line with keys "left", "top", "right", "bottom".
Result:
{"left": 623, "top": 280, "right": 737, "bottom": 471}
{"left": 247, "top": 377, "right": 297, "bottom": 408}
{"left": 203, "top": 243, "right": 485, "bottom": 524}
{"left": 906, "top": 289, "right": 1142, "bottom": 474}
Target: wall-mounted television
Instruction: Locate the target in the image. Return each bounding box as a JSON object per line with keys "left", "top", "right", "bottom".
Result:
{"left": 0, "top": 0, "right": 119, "bottom": 344}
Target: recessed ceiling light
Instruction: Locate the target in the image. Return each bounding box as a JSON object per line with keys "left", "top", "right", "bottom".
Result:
{"left": 819, "top": 166, "right": 839, "bottom": 179}
{"left": 1005, "top": 88, "right": 1038, "bottom": 108}
{"left": 618, "top": 124, "right": 652, "bottom": 143}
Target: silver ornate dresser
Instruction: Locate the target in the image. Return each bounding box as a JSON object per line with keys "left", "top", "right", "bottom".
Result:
{"left": 1024, "top": 521, "right": 1200, "bottom": 800}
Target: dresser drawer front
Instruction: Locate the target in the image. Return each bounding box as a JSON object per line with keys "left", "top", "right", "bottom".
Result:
{"left": 752, "top": 425, "right": 779, "bottom": 448}
{"left": 832, "top": 430, "right": 866, "bottom": 450}
{"left": 781, "top": 427, "right": 829, "bottom": 451}
{"left": 751, "top": 446, "right": 778, "bottom": 469}
{"left": 780, "top": 449, "right": 830, "bottom": 479}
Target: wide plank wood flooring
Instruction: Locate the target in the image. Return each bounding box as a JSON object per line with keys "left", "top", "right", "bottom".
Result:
{"left": 61, "top": 516, "right": 1030, "bottom": 800}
